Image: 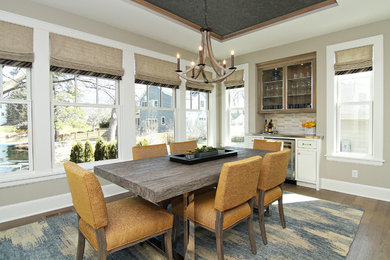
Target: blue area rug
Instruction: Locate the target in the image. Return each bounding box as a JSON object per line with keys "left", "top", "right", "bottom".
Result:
{"left": 0, "top": 192, "right": 363, "bottom": 259}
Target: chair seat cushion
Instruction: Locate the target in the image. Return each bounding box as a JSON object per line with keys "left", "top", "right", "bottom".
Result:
{"left": 79, "top": 197, "right": 173, "bottom": 251}
{"left": 255, "top": 186, "right": 282, "bottom": 206}
{"left": 172, "top": 190, "right": 251, "bottom": 231}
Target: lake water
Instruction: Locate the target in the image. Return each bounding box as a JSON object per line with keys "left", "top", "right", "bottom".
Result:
{"left": 0, "top": 143, "right": 29, "bottom": 173}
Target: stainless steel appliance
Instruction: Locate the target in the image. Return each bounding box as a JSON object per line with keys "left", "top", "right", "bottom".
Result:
{"left": 264, "top": 137, "right": 295, "bottom": 181}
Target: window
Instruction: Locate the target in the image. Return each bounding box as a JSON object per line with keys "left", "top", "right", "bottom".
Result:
{"left": 186, "top": 90, "right": 208, "bottom": 146}
{"left": 135, "top": 84, "right": 175, "bottom": 145}
{"left": 326, "top": 35, "right": 383, "bottom": 165}
{"left": 0, "top": 65, "right": 31, "bottom": 174}
{"left": 52, "top": 72, "right": 119, "bottom": 166}
{"left": 227, "top": 87, "right": 245, "bottom": 144}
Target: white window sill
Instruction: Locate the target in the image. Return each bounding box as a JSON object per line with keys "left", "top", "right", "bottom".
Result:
{"left": 325, "top": 154, "right": 384, "bottom": 166}
{"left": 0, "top": 158, "right": 123, "bottom": 188}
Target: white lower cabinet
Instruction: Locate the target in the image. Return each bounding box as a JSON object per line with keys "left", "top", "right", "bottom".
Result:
{"left": 296, "top": 149, "right": 317, "bottom": 183}
{"left": 295, "top": 139, "right": 321, "bottom": 190}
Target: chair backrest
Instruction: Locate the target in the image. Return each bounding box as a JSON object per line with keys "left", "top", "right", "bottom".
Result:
{"left": 257, "top": 149, "right": 291, "bottom": 191}
{"left": 132, "top": 143, "right": 168, "bottom": 160}
{"left": 64, "top": 162, "right": 108, "bottom": 230}
{"left": 169, "top": 140, "right": 197, "bottom": 155}
{"left": 214, "top": 156, "right": 262, "bottom": 212}
{"left": 253, "top": 139, "right": 283, "bottom": 152}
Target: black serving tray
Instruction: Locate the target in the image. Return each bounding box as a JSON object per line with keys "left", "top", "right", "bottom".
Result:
{"left": 168, "top": 149, "right": 238, "bottom": 165}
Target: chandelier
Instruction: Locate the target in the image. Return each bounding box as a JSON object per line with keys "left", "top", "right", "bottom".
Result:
{"left": 175, "top": 1, "right": 236, "bottom": 84}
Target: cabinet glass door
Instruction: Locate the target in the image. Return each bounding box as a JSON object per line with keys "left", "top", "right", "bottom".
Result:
{"left": 286, "top": 62, "right": 313, "bottom": 110}
{"left": 262, "top": 67, "right": 283, "bottom": 111}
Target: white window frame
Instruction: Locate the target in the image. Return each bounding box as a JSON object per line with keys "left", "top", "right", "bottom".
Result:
{"left": 185, "top": 90, "right": 210, "bottom": 144}
{"left": 226, "top": 87, "right": 246, "bottom": 146}
{"left": 50, "top": 73, "right": 121, "bottom": 169}
{"left": 221, "top": 64, "right": 249, "bottom": 147}
{"left": 0, "top": 65, "right": 33, "bottom": 177}
{"left": 326, "top": 35, "right": 384, "bottom": 166}
{"left": 135, "top": 83, "right": 176, "bottom": 143}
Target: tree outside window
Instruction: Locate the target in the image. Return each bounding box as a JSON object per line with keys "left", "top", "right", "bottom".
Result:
{"left": 0, "top": 65, "right": 31, "bottom": 174}
{"left": 52, "top": 72, "right": 119, "bottom": 165}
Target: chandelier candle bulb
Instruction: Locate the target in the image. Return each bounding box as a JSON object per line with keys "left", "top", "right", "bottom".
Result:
{"left": 230, "top": 50, "right": 235, "bottom": 68}
{"left": 176, "top": 53, "right": 181, "bottom": 71}
{"left": 198, "top": 46, "right": 203, "bottom": 65}
{"left": 191, "top": 61, "right": 195, "bottom": 78}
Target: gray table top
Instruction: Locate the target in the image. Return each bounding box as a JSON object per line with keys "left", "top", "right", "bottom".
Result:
{"left": 94, "top": 147, "right": 270, "bottom": 203}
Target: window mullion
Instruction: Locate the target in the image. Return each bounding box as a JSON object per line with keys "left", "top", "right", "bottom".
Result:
{"left": 0, "top": 65, "right": 3, "bottom": 98}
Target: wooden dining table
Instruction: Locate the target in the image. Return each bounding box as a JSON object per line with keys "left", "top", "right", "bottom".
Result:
{"left": 94, "top": 147, "right": 271, "bottom": 259}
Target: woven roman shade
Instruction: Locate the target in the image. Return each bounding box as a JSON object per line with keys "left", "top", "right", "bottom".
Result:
{"left": 50, "top": 33, "right": 124, "bottom": 80}
{"left": 334, "top": 45, "right": 373, "bottom": 75}
{"left": 185, "top": 68, "right": 213, "bottom": 93}
{"left": 224, "top": 69, "right": 244, "bottom": 89}
{"left": 0, "top": 21, "right": 34, "bottom": 67}
{"left": 134, "top": 54, "right": 181, "bottom": 88}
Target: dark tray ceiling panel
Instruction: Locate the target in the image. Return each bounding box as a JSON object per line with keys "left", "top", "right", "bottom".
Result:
{"left": 135, "top": 0, "right": 337, "bottom": 40}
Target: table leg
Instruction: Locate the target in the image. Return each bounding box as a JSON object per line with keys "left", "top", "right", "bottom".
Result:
{"left": 183, "top": 192, "right": 195, "bottom": 260}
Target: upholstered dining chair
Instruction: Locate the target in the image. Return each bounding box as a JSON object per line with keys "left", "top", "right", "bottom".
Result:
{"left": 64, "top": 162, "right": 174, "bottom": 260}
{"left": 255, "top": 149, "right": 291, "bottom": 245}
{"left": 169, "top": 140, "right": 197, "bottom": 155}
{"left": 253, "top": 139, "right": 283, "bottom": 152}
{"left": 132, "top": 143, "right": 168, "bottom": 160}
{"left": 172, "top": 156, "right": 262, "bottom": 260}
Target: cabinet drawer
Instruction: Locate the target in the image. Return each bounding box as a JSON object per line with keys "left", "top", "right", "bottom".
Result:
{"left": 297, "top": 140, "right": 317, "bottom": 149}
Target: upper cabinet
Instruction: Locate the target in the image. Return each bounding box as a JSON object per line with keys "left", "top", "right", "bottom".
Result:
{"left": 257, "top": 52, "right": 316, "bottom": 114}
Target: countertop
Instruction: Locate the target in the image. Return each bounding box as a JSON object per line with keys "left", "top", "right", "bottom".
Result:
{"left": 248, "top": 132, "right": 323, "bottom": 139}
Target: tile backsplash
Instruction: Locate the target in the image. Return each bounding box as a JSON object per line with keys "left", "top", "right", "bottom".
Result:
{"left": 264, "top": 113, "right": 316, "bottom": 135}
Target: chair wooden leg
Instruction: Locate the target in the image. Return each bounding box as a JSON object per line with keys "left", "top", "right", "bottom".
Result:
{"left": 96, "top": 228, "right": 107, "bottom": 260}
{"left": 264, "top": 205, "right": 271, "bottom": 217}
{"left": 76, "top": 229, "right": 85, "bottom": 260}
{"left": 164, "top": 229, "right": 173, "bottom": 260}
{"left": 247, "top": 197, "right": 257, "bottom": 254}
{"left": 172, "top": 214, "right": 179, "bottom": 249}
{"left": 215, "top": 210, "right": 224, "bottom": 260}
{"left": 278, "top": 196, "right": 286, "bottom": 228}
{"left": 257, "top": 190, "right": 268, "bottom": 245}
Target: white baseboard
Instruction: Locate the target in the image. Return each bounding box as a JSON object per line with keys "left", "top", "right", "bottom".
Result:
{"left": 0, "top": 184, "right": 128, "bottom": 224}
{"left": 321, "top": 178, "right": 390, "bottom": 202}
{"left": 297, "top": 181, "right": 316, "bottom": 190}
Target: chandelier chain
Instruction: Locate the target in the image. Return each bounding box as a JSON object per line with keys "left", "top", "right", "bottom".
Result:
{"left": 204, "top": 0, "right": 209, "bottom": 28}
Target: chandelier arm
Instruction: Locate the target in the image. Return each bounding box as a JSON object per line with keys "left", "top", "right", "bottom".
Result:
{"left": 201, "top": 30, "right": 207, "bottom": 65}
{"left": 204, "top": 68, "right": 235, "bottom": 83}
{"left": 205, "top": 31, "right": 224, "bottom": 76}
{"left": 201, "top": 69, "right": 209, "bottom": 82}
{"left": 177, "top": 68, "right": 235, "bottom": 84}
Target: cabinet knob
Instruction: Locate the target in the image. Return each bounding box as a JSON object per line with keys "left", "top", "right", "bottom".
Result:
{"left": 298, "top": 152, "right": 301, "bottom": 155}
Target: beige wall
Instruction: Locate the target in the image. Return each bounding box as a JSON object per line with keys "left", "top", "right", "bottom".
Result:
{"left": 236, "top": 19, "right": 390, "bottom": 189}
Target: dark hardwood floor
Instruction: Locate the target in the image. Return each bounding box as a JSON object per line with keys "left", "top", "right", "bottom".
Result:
{"left": 284, "top": 183, "right": 390, "bottom": 260}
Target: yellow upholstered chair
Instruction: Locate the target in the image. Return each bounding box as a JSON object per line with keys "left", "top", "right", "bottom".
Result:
{"left": 253, "top": 139, "right": 283, "bottom": 152}
{"left": 169, "top": 140, "right": 197, "bottom": 155}
{"left": 172, "top": 156, "right": 262, "bottom": 260}
{"left": 132, "top": 143, "right": 168, "bottom": 160}
{"left": 255, "top": 149, "right": 291, "bottom": 245}
{"left": 64, "top": 162, "right": 174, "bottom": 260}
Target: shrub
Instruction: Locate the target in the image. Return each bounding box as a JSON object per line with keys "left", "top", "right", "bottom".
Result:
{"left": 94, "top": 138, "right": 106, "bottom": 161}
{"left": 70, "top": 141, "right": 84, "bottom": 163}
{"left": 84, "top": 140, "right": 94, "bottom": 162}
{"left": 107, "top": 141, "right": 118, "bottom": 159}
{"left": 136, "top": 138, "right": 149, "bottom": 147}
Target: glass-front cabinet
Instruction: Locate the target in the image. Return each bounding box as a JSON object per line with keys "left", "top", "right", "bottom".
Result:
{"left": 261, "top": 67, "right": 283, "bottom": 111}
{"left": 257, "top": 52, "right": 316, "bottom": 114}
